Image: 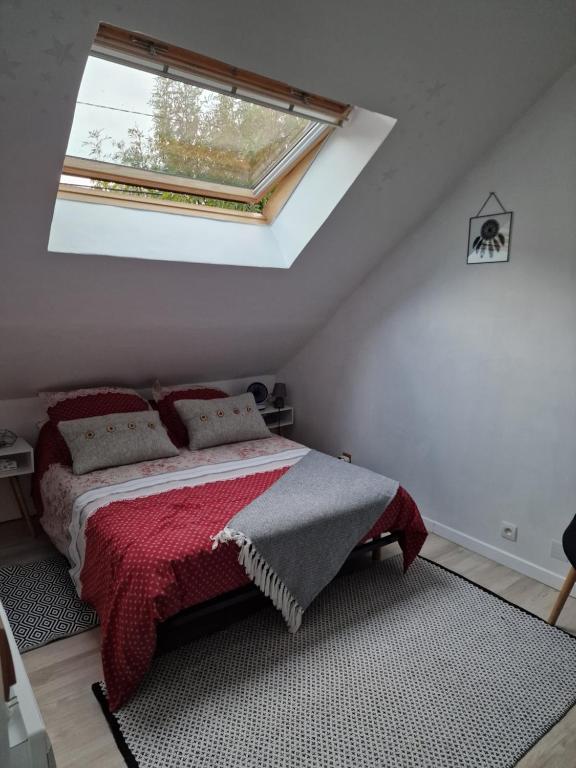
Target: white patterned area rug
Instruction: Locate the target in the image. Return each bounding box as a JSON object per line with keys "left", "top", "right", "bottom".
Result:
{"left": 0, "top": 555, "right": 98, "bottom": 652}
{"left": 93, "top": 556, "right": 576, "bottom": 768}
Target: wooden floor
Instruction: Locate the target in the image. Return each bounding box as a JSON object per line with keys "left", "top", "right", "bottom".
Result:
{"left": 2, "top": 518, "right": 575, "bottom": 768}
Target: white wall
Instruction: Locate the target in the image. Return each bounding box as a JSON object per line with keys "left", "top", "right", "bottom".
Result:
{"left": 1, "top": 1, "right": 574, "bottom": 401}
{"left": 281, "top": 66, "right": 576, "bottom": 591}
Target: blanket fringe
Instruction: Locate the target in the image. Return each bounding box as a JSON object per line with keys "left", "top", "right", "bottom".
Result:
{"left": 211, "top": 528, "right": 303, "bottom": 633}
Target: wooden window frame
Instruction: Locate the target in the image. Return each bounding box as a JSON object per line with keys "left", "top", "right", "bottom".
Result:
{"left": 61, "top": 157, "right": 261, "bottom": 205}
{"left": 94, "top": 24, "right": 352, "bottom": 124}
{"left": 61, "top": 122, "right": 331, "bottom": 206}
{"left": 58, "top": 134, "right": 326, "bottom": 225}
{"left": 58, "top": 24, "right": 349, "bottom": 222}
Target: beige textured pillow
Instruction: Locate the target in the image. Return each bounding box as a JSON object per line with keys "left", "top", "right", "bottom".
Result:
{"left": 58, "top": 411, "right": 179, "bottom": 475}
{"left": 175, "top": 393, "right": 271, "bottom": 450}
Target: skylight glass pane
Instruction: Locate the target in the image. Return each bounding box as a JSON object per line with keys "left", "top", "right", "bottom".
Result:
{"left": 66, "top": 56, "right": 316, "bottom": 190}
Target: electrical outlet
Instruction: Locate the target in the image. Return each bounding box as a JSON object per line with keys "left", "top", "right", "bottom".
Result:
{"left": 500, "top": 522, "right": 518, "bottom": 542}
{"left": 550, "top": 540, "right": 568, "bottom": 563}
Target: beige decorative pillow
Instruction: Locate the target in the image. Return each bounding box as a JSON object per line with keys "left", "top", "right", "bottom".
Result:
{"left": 58, "top": 411, "right": 179, "bottom": 475}
{"left": 175, "top": 393, "right": 271, "bottom": 450}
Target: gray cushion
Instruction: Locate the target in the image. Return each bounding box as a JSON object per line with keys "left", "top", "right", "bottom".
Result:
{"left": 58, "top": 411, "right": 179, "bottom": 475}
{"left": 175, "top": 393, "right": 271, "bottom": 450}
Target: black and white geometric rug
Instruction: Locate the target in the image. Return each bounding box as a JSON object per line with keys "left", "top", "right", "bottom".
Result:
{"left": 0, "top": 555, "right": 98, "bottom": 652}
{"left": 93, "top": 556, "right": 576, "bottom": 768}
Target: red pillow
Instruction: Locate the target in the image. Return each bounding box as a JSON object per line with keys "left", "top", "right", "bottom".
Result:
{"left": 39, "top": 387, "right": 150, "bottom": 424}
{"left": 156, "top": 388, "right": 228, "bottom": 447}
{"left": 32, "top": 422, "right": 72, "bottom": 516}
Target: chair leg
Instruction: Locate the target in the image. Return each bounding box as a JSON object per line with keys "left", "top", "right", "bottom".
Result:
{"left": 548, "top": 566, "right": 576, "bottom": 625}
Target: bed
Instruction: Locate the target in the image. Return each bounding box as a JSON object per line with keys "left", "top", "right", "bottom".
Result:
{"left": 34, "top": 422, "right": 426, "bottom": 711}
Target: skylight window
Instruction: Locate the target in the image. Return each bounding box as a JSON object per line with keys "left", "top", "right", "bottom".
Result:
{"left": 60, "top": 24, "right": 352, "bottom": 222}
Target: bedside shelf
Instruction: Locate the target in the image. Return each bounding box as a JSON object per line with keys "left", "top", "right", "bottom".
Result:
{"left": 0, "top": 438, "right": 34, "bottom": 479}
{"left": 0, "top": 438, "right": 35, "bottom": 535}
{"left": 260, "top": 405, "right": 294, "bottom": 430}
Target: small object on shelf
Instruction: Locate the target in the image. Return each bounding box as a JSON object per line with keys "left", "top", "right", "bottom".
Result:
{"left": 247, "top": 381, "right": 269, "bottom": 410}
{"left": 0, "top": 429, "right": 16, "bottom": 449}
{"left": 271, "top": 382, "right": 287, "bottom": 410}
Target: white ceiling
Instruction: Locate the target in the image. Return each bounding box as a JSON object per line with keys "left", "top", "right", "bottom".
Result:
{"left": 0, "top": 0, "right": 574, "bottom": 399}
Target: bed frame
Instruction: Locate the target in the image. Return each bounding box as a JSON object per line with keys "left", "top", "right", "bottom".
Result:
{"left": 157, "top": 531, "right": 400, "bottom": 653}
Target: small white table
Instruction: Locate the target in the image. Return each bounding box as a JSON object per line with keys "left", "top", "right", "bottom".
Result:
{"left": 0, "top": 439, "right": 35, "bottom": 537}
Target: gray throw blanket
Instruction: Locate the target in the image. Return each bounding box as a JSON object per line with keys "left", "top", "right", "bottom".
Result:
{"left": 212, "top": 450, "right": 399, "bottom": 632}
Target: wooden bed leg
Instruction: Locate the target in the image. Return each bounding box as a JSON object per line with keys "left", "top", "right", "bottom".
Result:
{"left": 372, "top": 546, "right": 384, "bottom": 562}
{"left": 548, "top": 566, "right": 576, "bottom": 626}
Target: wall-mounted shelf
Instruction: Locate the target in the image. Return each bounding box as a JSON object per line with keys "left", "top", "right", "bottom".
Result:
{"left": 260, "top": 405, "right": 294, "bottom": 430}
{"left": 0, "top": 438, "right": 35, "bottom": 536}
{"left": 0, "top": 438, "right": 34, "bottom": 479}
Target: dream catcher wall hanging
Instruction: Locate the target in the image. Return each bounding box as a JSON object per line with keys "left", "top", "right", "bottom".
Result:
{"left": 467, "top": 192, "right": 513, "bottom": 264}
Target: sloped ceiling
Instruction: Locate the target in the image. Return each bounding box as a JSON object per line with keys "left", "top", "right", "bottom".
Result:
{"left": 0, "top": 0, "right": 574, "bottom": 399}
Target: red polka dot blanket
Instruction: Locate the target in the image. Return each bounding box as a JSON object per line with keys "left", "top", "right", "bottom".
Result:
{"left": 36, "top": 437, "right": 425, "bottom": 711}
